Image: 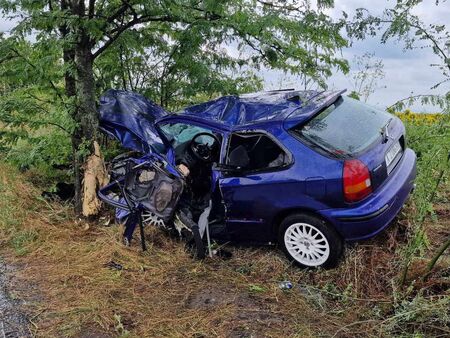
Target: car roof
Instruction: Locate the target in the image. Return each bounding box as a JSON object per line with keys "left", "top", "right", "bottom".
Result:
{"left": 176, "top": 89, "right": 345, "bottom": 131}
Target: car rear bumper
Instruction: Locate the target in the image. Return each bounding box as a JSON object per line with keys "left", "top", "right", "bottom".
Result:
{"left": 319, "top": 148, "right": 417, "bottom": 241}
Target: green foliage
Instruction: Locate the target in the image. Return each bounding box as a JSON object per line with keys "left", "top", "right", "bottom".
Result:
{"left": 0, "top": 35, "right": 73, "bottom": 169}
{"left": 398, "top": 112, "right": 450, "bottom": 284}
{"left": 0, "top": 0, "right": 350, "bottom": 171}
{"left": 6, "top": 131, "right": 71, "bottom": 168}
{"left": 348, "top": 91, "right": 360, "bottom": 100}
{"left": 378, "top": 293, "right": 450, "bottom": 336}
{"left": 248, "top": 284, "right": 266, "bottom": 293}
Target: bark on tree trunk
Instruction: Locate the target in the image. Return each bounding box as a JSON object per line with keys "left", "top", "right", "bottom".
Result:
{"left": 72, "top": 128, "right": 84, "bottom": 216}
{"left": 72, "top": 0, "right": 105, "bottom": 217}
{"left": 75, "top": 48, "right": 98, "bottom": 141}
{"left": 75, "top": 45, "right": 107, "bottom": 217}
{"left": 60, "top": 0, "right": 82, "bottom": 215}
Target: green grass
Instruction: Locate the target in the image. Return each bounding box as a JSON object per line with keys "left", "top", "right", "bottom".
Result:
{"left": 10, "top": 229, "right": 39, "bottom": 256}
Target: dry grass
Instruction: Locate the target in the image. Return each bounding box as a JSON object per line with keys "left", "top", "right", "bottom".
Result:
{"left": 0, "top": 162, "right": 449, "bottom": 337}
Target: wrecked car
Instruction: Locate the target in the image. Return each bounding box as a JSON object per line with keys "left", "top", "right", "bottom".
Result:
{"left": 98, "top": 89, "right": 417, "bottom": 268}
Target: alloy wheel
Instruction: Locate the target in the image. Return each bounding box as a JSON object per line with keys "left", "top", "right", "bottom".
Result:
{"left": 284, "top": 222, "right": 330, "bottom": 266}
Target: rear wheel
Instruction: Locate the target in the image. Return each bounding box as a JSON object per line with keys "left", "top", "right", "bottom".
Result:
{"left": 278, "top": 213, "right": 343, "bottom": 268}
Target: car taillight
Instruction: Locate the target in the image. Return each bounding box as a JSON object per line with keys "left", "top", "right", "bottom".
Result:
{"left": 343, "top": 159, "right": 372, "bottom": 203}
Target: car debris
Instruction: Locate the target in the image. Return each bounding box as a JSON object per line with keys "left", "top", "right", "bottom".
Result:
{"left": 278, "top": 281, "right": 293, "bottom": 290}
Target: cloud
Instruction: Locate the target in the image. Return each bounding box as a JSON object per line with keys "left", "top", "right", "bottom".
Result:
{"left": 0, "top": 17, "right": 16, "bottom": 33}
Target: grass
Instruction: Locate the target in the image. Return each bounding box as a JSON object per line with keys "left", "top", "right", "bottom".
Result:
{"left": 10, "top": 229, "right": 39, "bottom": 256}
{"left": 0, "top": 114, "right": 449, "bottom": 337}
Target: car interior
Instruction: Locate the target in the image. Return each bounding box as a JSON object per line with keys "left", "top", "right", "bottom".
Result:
{"left": 227, "top": 132, "right": 289, "bottom": 171}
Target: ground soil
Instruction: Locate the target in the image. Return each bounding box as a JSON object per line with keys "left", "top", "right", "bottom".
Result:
{"left": 0, "top": 261, "right": 30, "bottom": 337}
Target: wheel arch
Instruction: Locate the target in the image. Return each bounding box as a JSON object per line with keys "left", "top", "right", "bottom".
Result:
{"left": 271, "top": 208, "right": 342, "bottom": 240}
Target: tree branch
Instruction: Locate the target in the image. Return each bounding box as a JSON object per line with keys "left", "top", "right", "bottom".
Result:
{"left": 386, "top": 94, "right": 442, "bottom": 111}
{"left": 93, "top": 14, "right": 203, "bottom": 59}
{"left": 104, "top": 1, "right": 130, "bottom": 24}
{"left": 377, "top": 17, "right": 449, "bottom": 71}
{"left": 88, "top": 0, "right": 96, "bottom": 18}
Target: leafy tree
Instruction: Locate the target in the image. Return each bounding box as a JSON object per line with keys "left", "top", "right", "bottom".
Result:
{"left": 350, "top": 52, "right": 385, "bottom": 102}
{"left": 1, "top": 0, "right": 349, "bottom": 215}
{"left": 95, "top": 31, "right": 264, "bottom": 110}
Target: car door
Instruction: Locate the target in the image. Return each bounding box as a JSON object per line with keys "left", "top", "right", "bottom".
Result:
{"left": 219, "top": 130, "right": 293, "bottom": 243}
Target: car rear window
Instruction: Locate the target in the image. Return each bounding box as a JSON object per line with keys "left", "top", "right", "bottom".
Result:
{"left": 291, "top": 96, "right": 392, "bottom": 157}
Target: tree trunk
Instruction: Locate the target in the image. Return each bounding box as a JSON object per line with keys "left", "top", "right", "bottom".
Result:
{"left": 75, "top": 44, "right": 107, "bottom": 217}
{"left": 60, "top": 0, "right": 82, "bottom": 215}
{"left": 75, "top": 52, "right": 98, "bottom": 139}
{"left": 72, "top": 127, "right": 84, "bottom": 216}
{"left": 71, "top": 0, "right": 104, "bottom": 217}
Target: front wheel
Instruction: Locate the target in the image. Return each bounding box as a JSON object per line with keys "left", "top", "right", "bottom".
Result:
{"left": 278, "top": 213, "right": 343, "bottom": 269}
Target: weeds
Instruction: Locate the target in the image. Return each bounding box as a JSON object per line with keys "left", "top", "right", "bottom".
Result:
{"left": 397, "top": 112, "right": 450, "bottom": 285}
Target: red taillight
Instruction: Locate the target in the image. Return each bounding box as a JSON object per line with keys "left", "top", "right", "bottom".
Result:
{"left": 343, "top": 159, "right": 372, "bottom": 203}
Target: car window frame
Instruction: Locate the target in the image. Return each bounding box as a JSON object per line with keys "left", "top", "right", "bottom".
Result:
{"left": 224, "top": 129, "right": 293, "bottom": 176}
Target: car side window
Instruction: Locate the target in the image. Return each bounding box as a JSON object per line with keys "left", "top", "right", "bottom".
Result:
{"left": 226, "top": 132, "right": 290, "bottom": 173}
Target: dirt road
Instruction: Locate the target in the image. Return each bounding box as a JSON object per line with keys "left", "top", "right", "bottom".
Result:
{"left": 0, "top": 261, "right": 29, "bottom": 338}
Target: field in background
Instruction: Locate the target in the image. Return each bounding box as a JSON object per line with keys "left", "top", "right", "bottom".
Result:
{"left": 395, "top": 110, "right": 443, "bottom": 124}
{"left": 0, "top": 112, "right": 449, "bottom": 337}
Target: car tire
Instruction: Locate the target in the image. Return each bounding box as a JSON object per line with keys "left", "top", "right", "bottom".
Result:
{"left": 278, "top": 213, "right": 343, "bottom": 269}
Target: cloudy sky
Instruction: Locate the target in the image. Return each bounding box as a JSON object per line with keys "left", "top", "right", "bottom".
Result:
{"left": 264, "top": 0, "right": 449, "bottom": 111}
{"left": 1, "top": 1, "right": 448, "bottom": 111}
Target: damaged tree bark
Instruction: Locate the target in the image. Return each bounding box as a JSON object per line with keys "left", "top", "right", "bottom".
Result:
{"left": 74, "top": 35, "right": 107, "bottom": 217}
{"left": 82, "top": 141, "right": 109, "bottom": 216}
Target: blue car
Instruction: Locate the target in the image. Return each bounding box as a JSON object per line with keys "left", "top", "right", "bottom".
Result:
{"left": 98, "top": 89, "right": 417, "bottom": 268}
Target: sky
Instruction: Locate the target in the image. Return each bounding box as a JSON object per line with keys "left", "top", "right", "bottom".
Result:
{"left": 262, "top": 0, "right": 450, "bottom": 111}
{"left": 1, "top": 1, "right": 449, "bottom": 111}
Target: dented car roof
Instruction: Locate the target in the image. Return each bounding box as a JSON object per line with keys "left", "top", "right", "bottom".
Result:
{"left": 99, "top": 89, "right": 345, "bottom": 151}
{"left": 177, "top": 89, "right": 345, "bottom": 128}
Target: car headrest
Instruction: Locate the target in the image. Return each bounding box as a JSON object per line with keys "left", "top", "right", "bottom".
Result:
{"left": 228, "top": 145, "right": 250, "bottom": 168}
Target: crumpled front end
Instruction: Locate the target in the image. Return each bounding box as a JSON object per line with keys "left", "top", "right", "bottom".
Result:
{"left": 99, "top": 89, "right": 169, "bottom": 153}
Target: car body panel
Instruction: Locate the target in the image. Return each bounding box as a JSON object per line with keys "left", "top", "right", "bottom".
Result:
{"left": 177, "top": 90, "right": 313, "bottom": 127}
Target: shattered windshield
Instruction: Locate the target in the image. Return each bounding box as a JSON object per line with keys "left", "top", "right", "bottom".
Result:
{"left": 160, "top": 123, "right": 212, "bottom": 148}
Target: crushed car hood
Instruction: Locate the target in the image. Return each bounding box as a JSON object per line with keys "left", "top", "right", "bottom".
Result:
{"left": 99, "top": 90, "right": 169, "bottom": 153}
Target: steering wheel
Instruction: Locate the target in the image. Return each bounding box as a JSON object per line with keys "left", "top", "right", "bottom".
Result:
{"left": 189, "top": 132, "right": 220, "bottom": 163}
